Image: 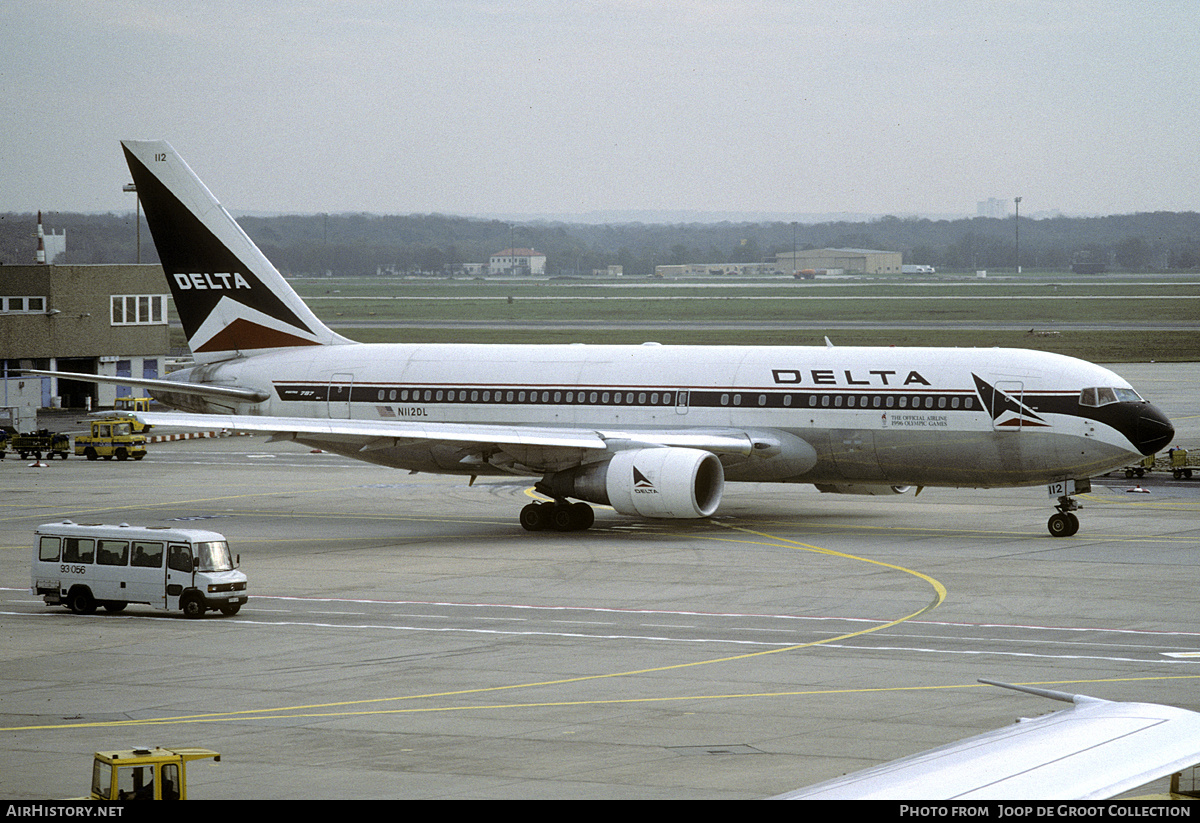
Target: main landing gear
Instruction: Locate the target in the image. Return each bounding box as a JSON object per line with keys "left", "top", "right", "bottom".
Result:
{"left": 519, "top": 500, "right": 595, "bottom": 532}
{"left": 1047, "top": 495, "right": 1081, "bottom": 537}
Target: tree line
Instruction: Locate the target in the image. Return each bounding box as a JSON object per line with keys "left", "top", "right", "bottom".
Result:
{"left": 3, "top": 209, "right": 1199, "bottom": 276}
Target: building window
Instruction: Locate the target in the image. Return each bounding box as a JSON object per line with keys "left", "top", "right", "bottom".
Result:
{"left": 111, "top": 294, "right": 168, "bottom": 326}
{"left": 2, "top": 296, "right": 47, "bottom": 313}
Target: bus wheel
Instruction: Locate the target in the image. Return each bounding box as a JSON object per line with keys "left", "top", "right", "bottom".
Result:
{"left": 115, "top": 448, "right": 128, "bottom": 461}
{"left": 68, "top": 587, "right": 97, "bottom": 615}
{"left": 181, "top": 594, "right": 205, "bottom": 618}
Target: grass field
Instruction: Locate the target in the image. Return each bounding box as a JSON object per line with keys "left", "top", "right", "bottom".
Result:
{"left": 179, "top": 273, "right": 1200, "bottom": 361}
{"left": 335, "top": 326, "right": 1194, "bottom": 363}
{"left": 308, "top": 295, "right": 1197, "bottom": 326}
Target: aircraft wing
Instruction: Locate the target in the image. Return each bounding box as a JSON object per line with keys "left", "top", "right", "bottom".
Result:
{"left": 129, "top": 410, "right": 757, "bottom": 459}
{"left": 30, "top": 370, "right": 757, "bottom": 459}
{"left": 775, "top": 682, "right": 1200, "bottom": 800}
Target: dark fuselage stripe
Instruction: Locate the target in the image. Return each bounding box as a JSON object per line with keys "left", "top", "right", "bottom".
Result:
{"left": 274, "top": 382, "right": 1068, "bottom": 414}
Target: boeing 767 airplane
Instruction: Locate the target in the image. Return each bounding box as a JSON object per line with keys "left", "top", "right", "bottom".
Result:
{"left": 34, "top": 140, "right": 1175, "bottom": 534}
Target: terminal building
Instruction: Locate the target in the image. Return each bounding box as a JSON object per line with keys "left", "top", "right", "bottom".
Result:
{"left": 0, "top": 264, "right": 170, "bottom": 413}
{"left": 489, "top": 248, "right": 547, "bottom": 276}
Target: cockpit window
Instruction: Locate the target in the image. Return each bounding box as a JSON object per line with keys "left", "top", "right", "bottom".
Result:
{"left": 1079, "top": 386, "right": 1143, "bottom": 407}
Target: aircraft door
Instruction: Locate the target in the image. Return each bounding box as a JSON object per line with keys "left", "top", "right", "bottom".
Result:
{"left": 328, "top": 373, "right": 354, "bottom": 419}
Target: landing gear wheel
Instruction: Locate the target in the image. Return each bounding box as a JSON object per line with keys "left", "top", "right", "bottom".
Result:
{"left": 551, "top": 502, "right": 595, "bottom": 532}
{"left": 521, "top": 501, "right": 594, "bottom": 532}
{"left": 569, "top": 502, "right": 594, "bottom": 531}
{"left": 1047, "top": 511, "right": 1080, "bottom": 537}
{"left": 550, "top": 506, "right": 575, "bottom": 531}
{"left": 520, "top": 502, "right": 550, "bottom": 531}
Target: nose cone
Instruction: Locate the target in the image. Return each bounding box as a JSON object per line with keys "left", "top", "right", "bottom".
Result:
{"left": 1132, "top": 405, "right": 1174, "bottom": 456}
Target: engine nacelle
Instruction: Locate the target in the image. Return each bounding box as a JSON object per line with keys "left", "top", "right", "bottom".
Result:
{"left": 814, "top": 484, "right": 912, "bottom": 495}
{"left": 546, "top": 447, "right": 725, "bottom": 518}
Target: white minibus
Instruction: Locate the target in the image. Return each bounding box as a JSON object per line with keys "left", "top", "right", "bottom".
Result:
{"left": 32, "top": 521, "right": 248, "bottom": 617}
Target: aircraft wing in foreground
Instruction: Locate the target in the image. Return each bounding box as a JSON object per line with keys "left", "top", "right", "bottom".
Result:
{"left": 774, "top": 681, "right": 1200, "bottom": 800}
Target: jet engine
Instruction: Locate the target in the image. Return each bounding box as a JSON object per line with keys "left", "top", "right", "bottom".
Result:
{"left": 814, "top": 484, "right": 912, "bottom": 495}
{"left": 546, "top": 447, "right": 724, "bottom": 518}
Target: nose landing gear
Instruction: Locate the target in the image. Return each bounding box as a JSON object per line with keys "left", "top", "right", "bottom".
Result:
{"left": 1048, "top": 495, "right": 1081, "bottom": 537}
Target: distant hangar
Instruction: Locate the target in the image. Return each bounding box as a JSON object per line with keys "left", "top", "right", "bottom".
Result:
{"left": 654, "top": 248, "right": 904, "bottom": 278}
{"left": 776, "top": 248, "right": 903, "bottom": 275}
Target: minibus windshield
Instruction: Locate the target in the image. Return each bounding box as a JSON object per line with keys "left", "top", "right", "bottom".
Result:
{"left": 194, "top": 541, "right": 234, "bottom": 572}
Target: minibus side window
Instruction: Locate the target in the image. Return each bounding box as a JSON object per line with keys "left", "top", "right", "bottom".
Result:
{"left": 63, "top": 538, "right": 95, "bottom": 564}
{"left": 97, "top": 540, "right": 130, "bottom": 566}
{"left": 131, "top": 541, "right": 164, "bottom": 568}
{"left": 168, "top": 544, "right": 192, "bottom": 573}
{"left": 39, "top": 536, "right": 61, "bottom": 562}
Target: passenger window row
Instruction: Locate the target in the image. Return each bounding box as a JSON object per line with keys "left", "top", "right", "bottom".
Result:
{"left": 39, "top": 536, "right": 165, "bottom": 568}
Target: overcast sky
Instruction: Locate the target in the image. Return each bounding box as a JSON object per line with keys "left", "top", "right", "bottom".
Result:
{"left": 3, "top": 1, "right": 1197, "bottom": 220}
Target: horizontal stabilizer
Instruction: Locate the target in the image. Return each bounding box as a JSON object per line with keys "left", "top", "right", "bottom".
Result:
{"left": 24, "top": 370, "right": 269, "bottom": 404}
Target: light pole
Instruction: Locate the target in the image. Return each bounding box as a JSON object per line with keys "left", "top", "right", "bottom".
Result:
{"left": 791, "top": 221, "right": 798, "bottom": 276}
{"left": 1014, "top": 196, "right": 1022, "bottom": 274}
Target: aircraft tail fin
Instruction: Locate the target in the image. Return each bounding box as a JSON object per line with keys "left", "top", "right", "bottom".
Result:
{"left": 121, "top": 140, "right": 350, "bottom": 363}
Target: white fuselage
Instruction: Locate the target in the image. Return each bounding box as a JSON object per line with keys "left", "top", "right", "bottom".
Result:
{"left": 164, "top": 342, "right": 1146, "bottom": 489}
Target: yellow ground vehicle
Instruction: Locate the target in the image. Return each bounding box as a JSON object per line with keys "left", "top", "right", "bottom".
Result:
{"left": 90, "top": 746, "right": 220, "bottom": 800}
{"left": 74, "top": 418, "right": 147, "bottom": 461}
{"left": 114, "top": 396, "right": 154, "bottom": 432}
{"left": 1123, "top": 454, "right": 1156, "bottom": 478}
{"left": 1169, "top": 447, "right": 1194, "bottom": 480}
{"left": 11, "top": 429, "right": 71, "bottom": 460}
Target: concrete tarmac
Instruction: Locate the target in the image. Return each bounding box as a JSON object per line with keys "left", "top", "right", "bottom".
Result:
{"left": 1, "top": 362, "right": 1198, "bottom": 800}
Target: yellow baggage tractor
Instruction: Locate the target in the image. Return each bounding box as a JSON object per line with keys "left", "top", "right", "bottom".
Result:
{"left": 90, "top": 746, "right": 221, "bottom": 800}
{"left": 74, "top": 417, "right": 147, "bottom": 461}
